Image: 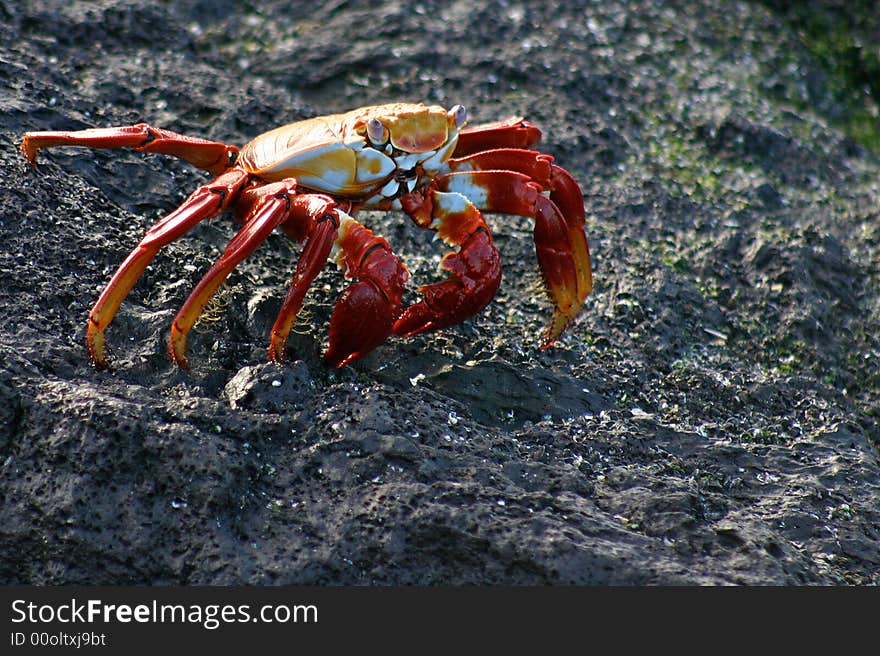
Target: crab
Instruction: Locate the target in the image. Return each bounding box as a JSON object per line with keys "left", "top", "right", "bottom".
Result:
{"left": 20, "top": 102, "right": 592, "bottom": 369}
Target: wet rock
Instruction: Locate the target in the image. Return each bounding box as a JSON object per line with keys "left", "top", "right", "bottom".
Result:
{"left": 0, "top": 0, "right": 877, "bottom": 585}
{"left": 223, "top": 360, "right": 313, "bottom": 412}
{"left": 424, "top": 358, "right": 609, "bottom": 427}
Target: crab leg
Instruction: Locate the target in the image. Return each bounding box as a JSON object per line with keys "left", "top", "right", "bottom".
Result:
{"left": 447, "top": 148, "right": 554, "bottom": 185}
{"left": 323, "top": 217, "right": 409, "bottom": 368}
{"left": 447, "top": 148, "right": 589, "bottom": 237}
{"left": 264, "top": 193, "right": 344, "bottom": 362}
{"left": 21, "top": 124, "right": 237, "bottom": 175}
{"left": 86, "top": 168, "right": 249, "bottom": 368}
{"left": 436, "top": 169, "right": 592, "bottom": 345}
{"left": 453, "top": 117, "right": 542, "bottom": 157}
{"left": 167, "top": 179, "right": 300, "bottom": 367}
{"left": 394, "top": 188, "right": 502, "bottom": 338}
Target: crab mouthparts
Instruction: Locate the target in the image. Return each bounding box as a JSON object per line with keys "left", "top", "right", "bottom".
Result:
{"left": 379, "top": 171, "right": 419, "bottom": 199}
{"left": 375, "top": 151, "right": 427, "bottom": 199}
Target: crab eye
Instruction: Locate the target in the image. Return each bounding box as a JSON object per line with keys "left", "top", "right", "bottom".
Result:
{"left": 450, "top": 104, "right": 467, "bottom": 127}
{"left": 366, "top": 118, "right": 388, "bottom": 145}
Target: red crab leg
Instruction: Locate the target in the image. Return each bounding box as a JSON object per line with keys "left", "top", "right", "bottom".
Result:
{"left": 393, "top": 188, "right": 502, "bottom": 338}
{"left": 447, "top": 148, "right": 554, "bottom": 186}
{"left": 448, "top": 148, "right": 587, "bottom": 228}
{"left": 323, "top": 216, "right": 409, "bottom": 368}
{"left": 167, "top": 179, "right": 300, "bottom": 367}
{"left": 453, "top": 117, "right": 542, "bottom": 157}
{"left": 165, "top": 183, "right": 407, "bottom": 368}
{"left": 21, "top": 124, "right": 237, "bottom": 175}
{"left": 86, "top": 168, "right": 249, "bottom": 368}
{"left": 264, "top": 193, "right": 343, "bottom": 362}
{"left": 435, "top": 169, "right": 592, "bottom": 345}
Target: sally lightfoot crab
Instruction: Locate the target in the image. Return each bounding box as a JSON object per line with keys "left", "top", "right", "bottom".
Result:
{"left": 21, "top": 103, "right": 592, "bottom": 368}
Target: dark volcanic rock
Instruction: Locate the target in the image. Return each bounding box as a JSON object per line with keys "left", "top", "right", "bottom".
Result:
{"left": 0, "top": 0, "right": 877, "bottom": 585}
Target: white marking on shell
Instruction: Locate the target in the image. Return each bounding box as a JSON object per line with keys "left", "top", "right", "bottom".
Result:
{"left": 262, "top": 142, "right": 356, "bottom": 192}
{"left": 355, "top": 148, "right": 396, "bottom": 183}
{"left": 296, "top": 170, "right": 352, "bottom": 191}
{"left": 343, "top": 135, "right": 365, "bottom": 149}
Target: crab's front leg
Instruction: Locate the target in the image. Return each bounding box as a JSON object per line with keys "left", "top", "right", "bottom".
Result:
{"left": 453, "top": 116, "right": 542, "bottom": 155}
{"left": 393, "top": 188, "right": 502, "bottom": 337}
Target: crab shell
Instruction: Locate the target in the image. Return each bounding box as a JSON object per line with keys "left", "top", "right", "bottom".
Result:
{"left": 237, "top": 102, "right": 467, "bottom": 202}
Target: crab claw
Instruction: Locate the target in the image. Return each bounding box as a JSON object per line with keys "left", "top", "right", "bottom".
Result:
{"left": 533, "top": 191, "right": 591, "bottom": 344}
{"left": 436, "top": 168, "right": 592, "bottom": 346}
{"left": 323, "top": 217, "right": 408, "bottom": 368}
{"left": 394, "top": 190, "right": 502, "bottom": 337}
{"left": 324, "top": 280, "right": 397, "bottom": 368}
{"left": 393, "top": 227, "right": 501, "bottom": 337}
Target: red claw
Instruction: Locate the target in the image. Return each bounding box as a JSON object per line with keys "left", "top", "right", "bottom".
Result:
{"left": 393, "top": 227, "right": 501, "bottom": 337}
{"left": 394, "top": 189, "right": 502, "bottom": 338}
{"left": 324, "top": 280, "right": 396, "bottom": 368}
{"left": 323, "top": 218, "right": 408, "bottom": 367}
{"left": 436, "top": 167, "right": 592, "bottom": 345}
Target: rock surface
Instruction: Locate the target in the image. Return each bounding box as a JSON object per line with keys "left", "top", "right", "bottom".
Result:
{"left": 0, "top": 0, "right": 877, "bottom": 584}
